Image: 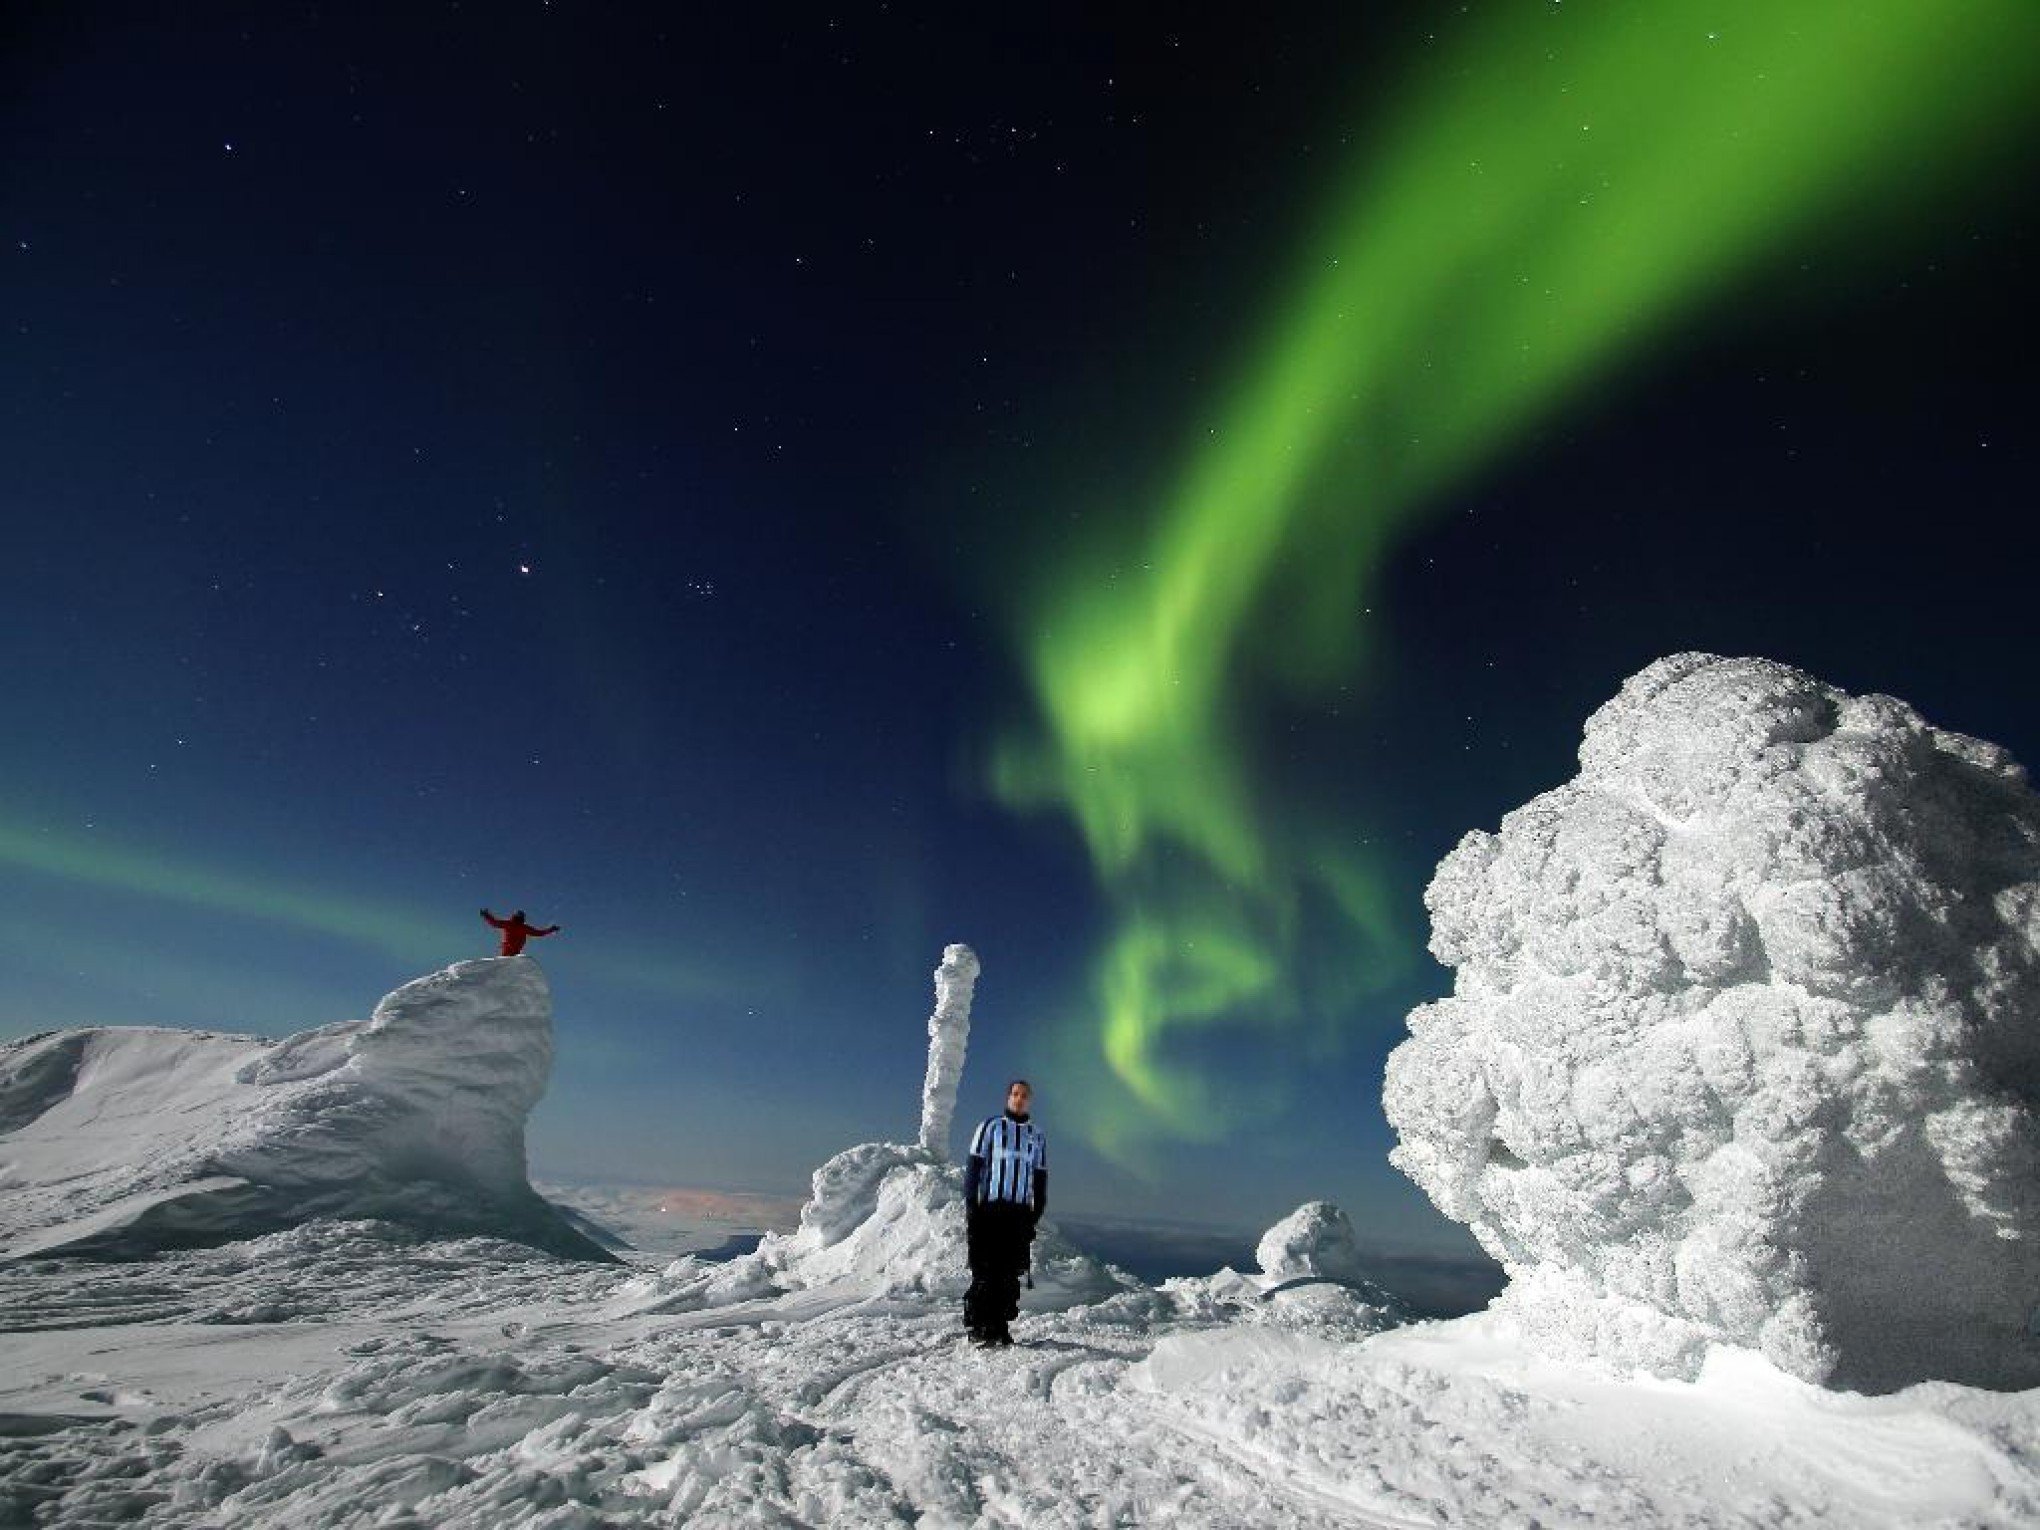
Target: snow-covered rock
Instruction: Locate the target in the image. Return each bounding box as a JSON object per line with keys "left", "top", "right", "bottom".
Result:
{"left": 0, "top": 957, "right": 610, "bottom": 1262}
{"left": 1385, "top": 653, "right": 2040, "bottom": 1390}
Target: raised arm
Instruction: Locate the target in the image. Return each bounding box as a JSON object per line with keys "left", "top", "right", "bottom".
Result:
{"left": 481, "top": 909, "right": 507, "bottom": 928}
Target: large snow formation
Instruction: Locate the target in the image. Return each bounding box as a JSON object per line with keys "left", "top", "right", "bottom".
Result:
{"left": 1385, "top": 653, "right": 2040, "bottom": 1391}
{"left": 0, "top": 957, "right": 609, "bottom": 1261}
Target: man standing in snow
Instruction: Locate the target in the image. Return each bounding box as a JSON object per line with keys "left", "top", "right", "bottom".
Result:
{"left": 480, "top": 908, "right": 560, "bottom": 957}
{"left": 962, "top": 1078, "right": 1047, "bottom": 1347}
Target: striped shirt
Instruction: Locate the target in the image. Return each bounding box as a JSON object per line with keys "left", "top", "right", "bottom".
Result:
{"left": 967, "top": 1113, "right": 1047, "bottom": 1207}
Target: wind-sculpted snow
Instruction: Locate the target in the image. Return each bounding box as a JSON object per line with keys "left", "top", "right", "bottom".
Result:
{"left": 1256, "top": 1200, "right": 1373, "bottom": 1286}
{"left": 0, "top": 958, "right": 609, "bottom": 1262}
{"left": 917, "top": 943, "right": 978, "bottom": 1160}
{"left": 1385, "top": 653, "right": 2040, "bottom": 1390}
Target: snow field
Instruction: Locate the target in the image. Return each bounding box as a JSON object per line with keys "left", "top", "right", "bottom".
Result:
{"left": 4, "top": 1221, "right": 2036, "bottom": 1527}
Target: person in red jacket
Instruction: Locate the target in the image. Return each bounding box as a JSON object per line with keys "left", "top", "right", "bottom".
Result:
{"left": 481, "top": 908, "right": 559, "bottom": 957}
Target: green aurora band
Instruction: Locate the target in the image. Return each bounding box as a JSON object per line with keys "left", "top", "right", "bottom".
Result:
{"left": 0, "top": 818, "right": 457, "bottom": 968}
{"left": 991, "top": 0, "right": 2040, "bottom": 1156}
{"left": 0, "top": 819, "right": 751, "bottom": 1009}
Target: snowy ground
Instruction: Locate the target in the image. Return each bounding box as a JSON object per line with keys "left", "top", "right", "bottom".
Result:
{"left": 7, "top": 946, "right": 2037, "bottom": 1526}
{"left": 4, "top": 1221, "right": 2036, "bottom": 1528}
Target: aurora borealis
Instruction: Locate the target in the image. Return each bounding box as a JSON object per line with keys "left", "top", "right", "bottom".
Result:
{"left": 4, "top": 3, "right": 2036, "bottom": 1253}
{"left": 992, "top": 0, "right": 2040, "bottom": 1154}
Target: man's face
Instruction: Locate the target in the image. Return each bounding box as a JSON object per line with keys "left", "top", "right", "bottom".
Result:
{"left": 1006, "top": 1082, "right": 1032, "bottom": 1114}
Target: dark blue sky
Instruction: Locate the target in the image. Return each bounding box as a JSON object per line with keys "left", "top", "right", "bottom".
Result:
{"left": 3, "top": 3, "right": 2034, "bottom": 1253}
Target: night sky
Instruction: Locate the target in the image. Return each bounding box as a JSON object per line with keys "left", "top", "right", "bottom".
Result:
{"left": 5, "top": 3, "right": 2036, "bottom": 1258}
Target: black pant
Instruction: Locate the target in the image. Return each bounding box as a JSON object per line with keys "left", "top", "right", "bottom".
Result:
{"left": 964, "top": 1200, "right": 1035, "bottom": 1336}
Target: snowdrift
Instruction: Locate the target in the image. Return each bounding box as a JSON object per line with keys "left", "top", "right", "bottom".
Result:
{"left": 0, "top": 957, "right": 610, "bottom": 1262}
{"left": 1386, "top": 653, "right": 2040, "bottom": 1390}
{"left": 628, "top": 1139, "right": 1135, "bottom": 1314}
{"left": 4, "top": 1202, "right": 2033, "bottom": 1527}
{"left": 1122, "top": 1200, "right": 1414, "bottom": 1337}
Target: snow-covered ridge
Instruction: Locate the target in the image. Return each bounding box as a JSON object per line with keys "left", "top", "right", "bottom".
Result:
{"left": 0, "top": 957, "right": 609, "bottom": 1261}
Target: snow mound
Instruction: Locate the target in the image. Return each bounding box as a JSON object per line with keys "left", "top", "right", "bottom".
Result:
{"left": 1385, "top": 653, "right": 2040, "bottom": 1390}
{"left": 0, "top": 958, "right": 610, "bottom": 1262}
{"left": 1133, "top": 1265, "right": 1406, "bottom": 1339}
{"left": 631, "top": 1140, "right": 1133, "bottom": 1313}
{"left": 1123, "top": 1309, "right": 2040, "bottom": 1529}
{"left": 1111, "top": 1202, "right": 1411, "bottom": 1338}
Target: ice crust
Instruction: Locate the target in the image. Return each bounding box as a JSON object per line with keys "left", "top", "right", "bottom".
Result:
{"left": 1385, "top": 653, "right": 2040, "bottom": 1389}
{"left": 0, "top": 957, "right": 608, "bottom": 1261}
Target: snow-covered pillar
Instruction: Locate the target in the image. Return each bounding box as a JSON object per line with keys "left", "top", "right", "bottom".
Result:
{"left": 918, "top": 943, "right": 980, "bottom": 1159}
